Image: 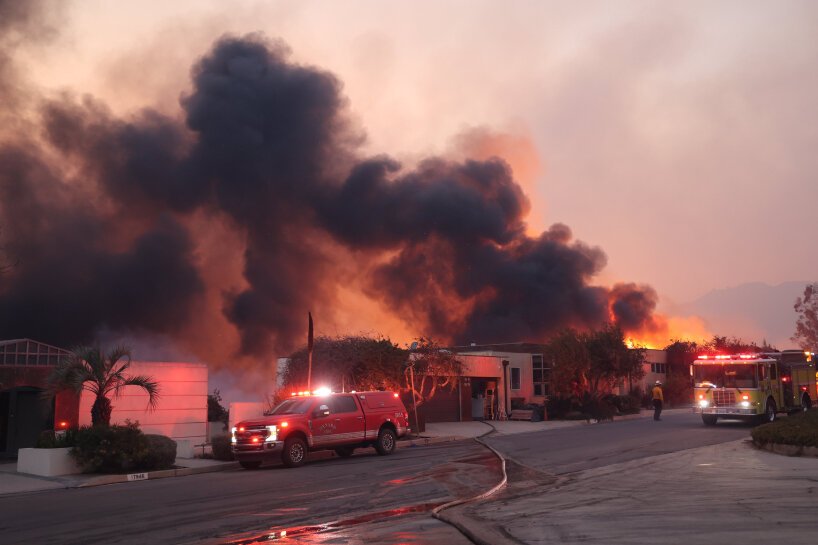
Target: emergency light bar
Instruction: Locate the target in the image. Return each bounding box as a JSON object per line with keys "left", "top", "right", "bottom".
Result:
{"left": 697, "top": 354, "right": 763, "bottom": 360}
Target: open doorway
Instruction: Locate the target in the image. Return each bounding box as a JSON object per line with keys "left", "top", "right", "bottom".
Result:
{"left": 0, "top": 387, "right": 54, "bottom": 458}
{"left": 470, "top": 378, "right": 500, "bottom": 420}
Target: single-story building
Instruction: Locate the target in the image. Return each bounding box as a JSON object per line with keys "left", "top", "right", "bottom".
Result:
{"left": 0, "top": 338, "right": 208, "bottom": 457}
{"left": 408, "top": 343, "right": 670, "bottom": 423}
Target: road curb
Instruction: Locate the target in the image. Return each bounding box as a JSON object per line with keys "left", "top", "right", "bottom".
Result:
{"left": 60, "top": 439, "right": 457, "bottom": 489}
{"left": 753, "top": 441, "right": 818, "bottom": 457}
{"left": 397, "top": 435, "right": 465, "bottom": 448}
{"left": 71, "top": 461, "right": 240, "bottom": 488}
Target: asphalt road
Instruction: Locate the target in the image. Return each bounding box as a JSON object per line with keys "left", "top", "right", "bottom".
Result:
{"left": 482, "top": 409, "right": 753, "bottom": 475}
{"left": 0, "top": 442, "right": 499, "bottom": 545}
{"left": 457, "top": 411, "right": 811, "bottom": 545}
{"left": 0, "top": 412, "right": 758, "bottom": 544}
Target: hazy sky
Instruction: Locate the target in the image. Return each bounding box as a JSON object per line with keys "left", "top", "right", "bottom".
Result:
{"left": 23, "top": 0, "right": 814, "bottom": 309}
{"left": 4, "top": 0, "right": 815, "bottom": 401}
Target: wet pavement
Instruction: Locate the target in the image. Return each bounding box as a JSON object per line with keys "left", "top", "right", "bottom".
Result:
{"left": 10, "top": 408, "right": 785, "bottom": 545}
{"left": 0, "top": 416, "right": 581, "bottom": 496}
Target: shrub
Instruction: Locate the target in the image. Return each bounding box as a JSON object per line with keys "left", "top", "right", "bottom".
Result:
{"left": 752, "top": 410, "right": 818, "bottom": 448}
{"left": 138, "top": 434, "right": 177, "bottom": 470}
{"left": 581, "top": 395, "right": 617, "bottom": 422}
{"left": 546, "top": 396, "right": 582, "bottom": 420}
{"left": 35, "top": 429, "right": 77, "bottom": 449}
{"left": 211, "top": 434, "right": 234, "bottom": 461}
{"left": 602, "top": 394, "right": 641, "bottom": 415}
{"left": 71, "top": 421, "right": 148, "bottom": 473}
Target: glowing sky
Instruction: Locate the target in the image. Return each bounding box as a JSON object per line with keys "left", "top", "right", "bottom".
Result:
{"left": 24, "top": 0, "right": 814, "bottom": 311}
{"left": 5, "top": 0, "right": 815, "bottom": 402}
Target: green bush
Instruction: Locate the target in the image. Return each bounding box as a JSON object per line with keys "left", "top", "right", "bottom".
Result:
{"left": 547, "top": 396, "right": 582, "bottom": 419}
{"left": 35, "top": 429, "right": 77, "bottom": 448}
{"left": 581, "top": 395, "right": 617, "bottom": 422}
{"left": 138, "top": 434, "right": 177, "bottom": 470}
{"left": 752, "top": 410, "right": 818, "bottom": 448}
{"left": 71, "top": 421, "right": 148, "bottom": 473}
{"left": 602, "top": 394, "right": 641, "bottom": 415}
{"left": 211, "top": 434, "right": 234, "bottom": 461}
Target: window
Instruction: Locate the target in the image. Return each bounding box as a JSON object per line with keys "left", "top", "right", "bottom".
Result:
{"left": 332, "top": 396, "right": 358, "bottom": 413}
{"left": 769, "top": 363, "right": 777, "bottom": 380}
{"left": 532, "top": 354, "right": 549, "bottom": 396}
{"left": 511, "top": 367, "right": 521, "bottom": 390}
{"left": 651, "top": 363, "right": 667, "bottom": 374}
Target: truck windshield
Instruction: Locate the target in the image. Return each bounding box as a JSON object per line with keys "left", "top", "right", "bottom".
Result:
{"left": 694, "top": 364, "right": 758, "bottom": 388}
{"left": 266, "top": 398, "right": 313, "bottom": 416}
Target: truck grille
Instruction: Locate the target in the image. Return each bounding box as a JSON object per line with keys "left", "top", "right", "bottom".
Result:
{"left": 235, "top": 425, "right": 271, "bottom": 446}
{"left": 712, "top": 390, "right": 736, "bottom": 407}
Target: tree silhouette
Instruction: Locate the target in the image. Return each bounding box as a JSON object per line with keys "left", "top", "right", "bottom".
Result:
{"left": 793, "top": 283, "right": 818, "bottom": 350}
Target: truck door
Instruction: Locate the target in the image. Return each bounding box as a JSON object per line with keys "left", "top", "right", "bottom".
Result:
{"left": 310, "top": 400, "right": 339, "bottom": 448}
{"left": 781, "top": 365, "right": 794, "bottom": 408}
{"left": 329, "top": 395, "right": 366, "bottom": 444}
{"left": 767, "top": 362, "right": 780, "bottom": 408}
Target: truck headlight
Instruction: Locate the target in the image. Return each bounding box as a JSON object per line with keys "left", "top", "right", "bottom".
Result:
{"left": 265, "top": 425, "right": 277, "bottom": 442}
{"left": 698, "top": 399, "right": 709, "bottom": 408}
{"left": 231, "top": 426, "right": 237, "bottom": 444}
{"left": 740, "top": 401, "right": 750, "bottom": 408}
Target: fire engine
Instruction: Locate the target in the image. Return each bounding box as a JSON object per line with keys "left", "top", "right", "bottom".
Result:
{"left": 693, "top": 350, "right": 816, "bottom": 425}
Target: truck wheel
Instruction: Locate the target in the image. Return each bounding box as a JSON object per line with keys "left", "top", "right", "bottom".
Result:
{"left": 764, "top": 399, "right": 777, "bottom": 423}
{"left": 335, "top": 446, "right": 355, "bottom": 458}
{"left": 802, "top": 394, "right": 812, "bottom": 411}
{"left": 282, "top": 437, "right": 307, "bottom": 468}
{"left": 240, "top": 460, "right": 262, "bottom": 470}
{"left": 701, "top": 414, "right": 718, "bottom": 426}
{"left": 375, "top": 428, "right": 396, "bottom": 456}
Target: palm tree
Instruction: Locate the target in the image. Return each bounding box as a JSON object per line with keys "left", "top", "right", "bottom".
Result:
{"left": 47, "top": 346, "right": 160, "bottom": 427}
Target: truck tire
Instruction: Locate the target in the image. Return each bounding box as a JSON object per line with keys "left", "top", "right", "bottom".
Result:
{"left": 764, "top": 398, "right": 777, "bottom": 423}
{"left": 240, "top": 460, "right": 262, "bottom": 470}
{"left": 375, "top": 428, "right": 396, "bottom": 456}
{"left": 335, "top": 446, "right": 355, "bottom": 458}
{"left": 701, "top": 414, "right": 718, "bottom": 426}
{"left": 282, "top": 437, "right": 307, "bottom": 468}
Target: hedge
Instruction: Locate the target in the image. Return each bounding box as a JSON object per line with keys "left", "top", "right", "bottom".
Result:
{"left": 70, "top": 422, "right": 177, "bottom": 473}
{"left": 751, "top": 409, "right": 818, "bottom": 448}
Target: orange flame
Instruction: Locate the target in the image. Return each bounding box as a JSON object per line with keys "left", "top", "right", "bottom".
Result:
{"left": 624, "top": 314, "right": 712, "bottom": 350}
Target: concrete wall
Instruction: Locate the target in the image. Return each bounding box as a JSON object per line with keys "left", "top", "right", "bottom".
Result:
{"left": 642, "top": 349, "right": 668, "bottom": 393}
{"left": 79, "top": 362, "right": 207, "bottom": 445}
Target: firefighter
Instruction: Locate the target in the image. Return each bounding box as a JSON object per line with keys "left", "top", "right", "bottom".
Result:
{"left": 652, "top": 380, "right": 664, "bottom": 421}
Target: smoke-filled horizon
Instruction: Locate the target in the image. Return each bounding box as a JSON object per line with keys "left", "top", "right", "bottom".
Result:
{"left": 0, "top": 14, "right": 666, "bottom": 368}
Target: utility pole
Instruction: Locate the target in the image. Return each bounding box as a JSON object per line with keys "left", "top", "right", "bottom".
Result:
{"left": 307, "top": 312, "right": 313, "bottom": 392}
{"left": 409, "top": 362, "right": 420, "bottom": 437}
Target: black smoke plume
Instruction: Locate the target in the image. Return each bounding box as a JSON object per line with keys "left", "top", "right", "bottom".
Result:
{"left": 0, "top": 31, "right": 661, "bottom": 365}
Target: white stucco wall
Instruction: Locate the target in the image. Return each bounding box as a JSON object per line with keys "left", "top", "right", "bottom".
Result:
{"left": 457, "top": 350, "right": 542, "bottom": 403}
{"left": 79, "top": 361, "right": 208, "bottom": 445}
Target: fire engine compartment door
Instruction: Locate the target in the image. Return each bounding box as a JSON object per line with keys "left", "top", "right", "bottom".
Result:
{"left": 781, "top": 365, "right": 794, "bottom": 406}
{"left": 311, "top": 395, "right": 366, "bottom": 447}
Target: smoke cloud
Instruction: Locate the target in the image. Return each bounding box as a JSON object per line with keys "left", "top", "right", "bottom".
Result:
{"left": 0, "top": 29, "right": 663, "bottom": 367}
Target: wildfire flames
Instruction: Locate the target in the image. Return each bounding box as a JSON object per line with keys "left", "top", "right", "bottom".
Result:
{"left": 0, "top": 6, "right": 707, "bottom": 371}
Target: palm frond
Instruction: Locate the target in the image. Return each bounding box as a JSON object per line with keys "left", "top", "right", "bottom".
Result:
{"left": 122, "top": 375, "right": 161, "bottom": 410}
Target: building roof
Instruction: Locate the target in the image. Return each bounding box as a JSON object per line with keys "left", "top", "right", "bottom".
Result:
{"left": 0, "top": 339, "right": 71, "bottom": 367}
{"left": 451, "top": 342, "right": 549, "bottom": 354}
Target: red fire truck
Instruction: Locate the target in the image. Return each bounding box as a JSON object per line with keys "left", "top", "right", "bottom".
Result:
{"left": 231, "top": 390, "right": 410, "bottom": 468}
{"left": 693, "top": 350, "right": 816, "bottom": 425}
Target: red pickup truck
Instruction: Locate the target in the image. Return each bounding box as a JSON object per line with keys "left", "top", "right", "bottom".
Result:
{"left": 231, "top": 391, "right": 411, "bottom": 468}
